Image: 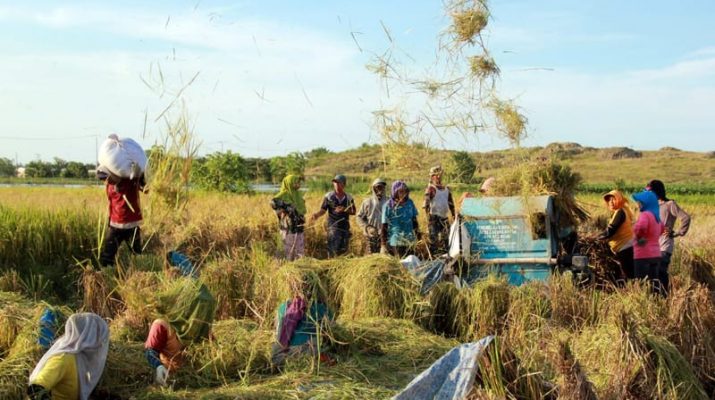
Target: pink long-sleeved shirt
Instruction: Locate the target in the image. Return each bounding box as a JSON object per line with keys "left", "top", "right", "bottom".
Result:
{"left": 633, "top": 211, "right": 663, "bottom": 260}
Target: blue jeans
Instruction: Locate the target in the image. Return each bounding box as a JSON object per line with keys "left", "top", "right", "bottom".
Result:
{"left": 327, "top": 228, "right": 350, "bottom": 257}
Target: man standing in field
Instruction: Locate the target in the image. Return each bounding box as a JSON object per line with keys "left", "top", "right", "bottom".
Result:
{"left": 423, "top": 166, "right": 455, "bottom": 256}
{"left": 310, "top": 174, "right": 356, "bottom": 257}
{"left": 97, "top": 169, "right": 145, "bottom": 266}
{"left": 356, "top": 178, "right": 388, "bottom": 254}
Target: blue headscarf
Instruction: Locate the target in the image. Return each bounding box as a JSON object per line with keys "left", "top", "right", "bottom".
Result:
{"left": 632, "top": 190, "right": 661, "bottom": 223}
{"left": 389, "top": 180, "right": 409, "bottom": 209}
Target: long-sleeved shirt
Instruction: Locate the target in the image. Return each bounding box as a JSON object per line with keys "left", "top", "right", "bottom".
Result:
{"left": 658, "top": 200, "right": 691, "bottom": 254}
{"left": 633, "top": 211, "right": 663, "bottom": 260}
{"left": 598, "top": 208, "right": 634, "bottom": 253}
{"left": 356, "top": 195, "right": 388, "bottom": 234}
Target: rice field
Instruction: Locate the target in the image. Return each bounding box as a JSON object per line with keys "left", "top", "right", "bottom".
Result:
{"left": 1, "top": 186, "right": 714, "bottom": 399}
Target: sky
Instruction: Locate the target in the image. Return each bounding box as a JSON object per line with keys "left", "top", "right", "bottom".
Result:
{"left": 0, "top": 0, "right": 714, "bottom": 163}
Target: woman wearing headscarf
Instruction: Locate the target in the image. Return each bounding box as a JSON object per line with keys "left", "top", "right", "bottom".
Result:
{"left": 646, "top": 179, "right": 690, "bottom": 291}
{"left": 381, "top": 180, "right": 420, "bottom": 258}
{"left": 597, "top": 190, "right": 635, "bottom": 280}
{"left": 272, "top": 277, "right": 334, "bottom": 367}
{"left": 28, "top": 313, "right": 109, "bottom": 400}
{"left": 144, "top": 279, "right": 216, "bottom": 386}
{"left": 632, "top": 190, "right": 665, "bottom": 294}
{"left": 271, "top": 175, "right": 307, "bottom": 261}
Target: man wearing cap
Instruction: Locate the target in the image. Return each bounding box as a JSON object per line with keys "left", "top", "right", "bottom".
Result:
{"left": 423, "top": 165, "right": 455, "bottom": 256}
{"left": 310, "top": 174, "right": 356, "bottom": 257}
{"left": 356, "top": 178, "right": 388, "bottom": 254}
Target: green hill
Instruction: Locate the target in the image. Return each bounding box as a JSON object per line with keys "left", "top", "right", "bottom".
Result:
{"left": 305, "top": 142, "right": 715, "bottom": 189}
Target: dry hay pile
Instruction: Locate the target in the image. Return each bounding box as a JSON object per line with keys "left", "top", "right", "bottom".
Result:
{"left": 200, "top": 253, "right": 256, "bottom": 320}
{"left": 448, "top": 0, "right": 490, "bottom": 44}
{"left": 95, "top": 342, "right": 152, "bottom": 398}
{"left": 469, "top": 55, "right": 499, "bottom": 79}
{"left": 490, "top": 99, "right": 528, "bottom": 146}
{"left": 333, "top": 255, "right": 420, "bottom": 320}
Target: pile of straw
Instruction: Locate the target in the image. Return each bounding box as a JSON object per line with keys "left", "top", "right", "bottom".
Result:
{"left": 333, "top": 255, "right": 420, "bottom": 320}
{"left": 0, "top": 306, "right": 44, "bottom": 398}
{"left": 450, "top": 3, "right": 490, "bottom": 44}
{"left": 95, "top": 342, "right": 152, "bottom": 398}
{"left": 200, "top": 254, "right": 256, "bottom": 319}
{"left": 490, "top": 99, "right": 527, "bottom": 146}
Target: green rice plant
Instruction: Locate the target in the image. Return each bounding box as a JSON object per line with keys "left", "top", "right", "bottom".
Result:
{"left": 645, "top": 334, "right": 709, "bottom": 400}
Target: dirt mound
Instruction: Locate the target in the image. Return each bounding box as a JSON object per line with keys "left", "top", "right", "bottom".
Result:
{"left": 598, "top": 147, "right": 642, "bottom": 160}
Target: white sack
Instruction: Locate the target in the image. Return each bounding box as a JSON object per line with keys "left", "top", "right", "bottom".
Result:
{"left": 97, "top": 134, "right": 147, "bottom": 179}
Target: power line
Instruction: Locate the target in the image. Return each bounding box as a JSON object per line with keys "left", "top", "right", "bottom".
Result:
{"left": 0, "top": 135, "right": 98, "bottom": 141}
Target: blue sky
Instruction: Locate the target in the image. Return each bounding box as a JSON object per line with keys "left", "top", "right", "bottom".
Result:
{"left": 0, "top": 0, "right": 713, "bottom": 163}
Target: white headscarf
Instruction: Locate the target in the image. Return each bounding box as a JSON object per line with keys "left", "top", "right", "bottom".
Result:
{"left": 29, "top": 313, "right": 109, "bottom": 400}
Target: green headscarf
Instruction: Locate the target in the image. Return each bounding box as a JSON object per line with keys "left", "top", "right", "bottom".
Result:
{"left": 274, "top": 174, "right": 306, "bottom": 215}
{"left": 159, "top": 279, "right": 216, "bottom": 343}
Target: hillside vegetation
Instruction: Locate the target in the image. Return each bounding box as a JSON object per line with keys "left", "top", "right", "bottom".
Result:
{"left": 305, "top": 143, "right": 715, "bottom": 186}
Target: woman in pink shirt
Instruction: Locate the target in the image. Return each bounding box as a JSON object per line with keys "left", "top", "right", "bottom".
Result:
{"left": 632, "top": 190, "right": 665, "bottom": 294}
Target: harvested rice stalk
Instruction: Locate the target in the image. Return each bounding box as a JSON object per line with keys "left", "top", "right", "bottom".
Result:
{"left": 0, "top": 270, "right": 23, "bottom": 293}
{"left": 113, "top": 270, "right": 163, "bottom": 338}
{"left": 421, "top": 282, "right": 461, "bottom": 337}
{"left": 469, "top": 55, "right": 500, "bottom": 79}
{"left": 549, "top": 273, "right": 600, "bottom": 330}
{"left": 666, "top": 282, "right": 715, "bottom": 391}
{"left": 96, "top": 342, "right": 152, "bottom": 398}
{"left": 472, "top": 336, "right": 554, "bottom": 399}
{"left": 455, "top": 276, "right": 511, "bottom": 341}
{"left": 200, "top": 254, "right": 256, "bottom": 320}
{"left": 490, "top": 98, "right": 527, "bottom": 146}
{"left": 555, "top": 341, "right": 597, "bottom": 400}
{"left": 450, "top": 4, "right": 489, "bottom": 44}
{"left": 333, "top": 255, "right": 420, "bottom": 320}
{"left": 185, "top": 319, "right": 273, "bottom": 386}
{"left": 0, "top": 306, "right": 45, "bottom": 399}
{"left": 80, "top": 265, "right": 119, "bottom": 319}
{"left": 645, "top": 334, "right": 709, "bottom": 399}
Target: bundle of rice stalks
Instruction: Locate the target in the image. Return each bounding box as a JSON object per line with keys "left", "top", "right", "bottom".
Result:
{"left": 455, "top": 276, "right": 511, "bottom": 341}
{"left": 554, "top": 341, "right": 597, "bottom": 400}
{"left": 200, "top": 253, "right": 256, "bottom": 320}
{"left": 420, "top": 281, "right": 461, "bottom": 336}
{"left": 450, "top": 2, "right": 490, "bottom": 44}
{"left": 113, "top": 271, "right": 163, "bottom": 339}
{"left": 185, "top": 319, "right": 273, "bottom": 387}
{"left": 504, "top": 281, "right": 551, "bottom": 350}
{"left": 676, "top": 244, "right": 715, "bottom": 291}
{"left": 666, "top": 282, "right": 715, "bottom": 391}
{"left": 490, "top": 98, "right": 527, "bottom": 147}
{"left": 576, "top": 232, "right": 624, "bottom": 285}
{"left": 490, "top": 159, "right": 589, "bottom": 231}
{"left": 0, "top": 291, "right": 36, "bottom": 356}
{"left": 80, "top": 264, "right": 120, "bottom": 319}
{"left": 333, "top": 255, "right": 420, "bottom": 320}
{"left": 328, "top": 318, "right": 459, "bottom": 388}
{"left": 574, "top": 311, "right": 708, "bottom": 399}
{"left": 472, "top": 336, "right": 554, "bottom": 399}
{"left": 96, "top": 342, "right": 152, "bottom": 398}
{"left": 0, "top": 306, "right": 45, "bottom": 399}
{"left": 469, "top": 55, "right": 499, "bottom": 79}
{"left": 549, "top": 273, "right": 599, "bottom": 330}
{"left": 600, "top": 280, "right": 667, "bottom": 335}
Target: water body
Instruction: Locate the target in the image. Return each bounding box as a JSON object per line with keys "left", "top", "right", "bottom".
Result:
{"left": 0, "top": 182, "right": 284, "bottom": 192}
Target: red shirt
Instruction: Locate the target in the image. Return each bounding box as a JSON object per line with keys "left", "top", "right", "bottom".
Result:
{"left": 106, "top": 178, "right": 143, "bottom": 228}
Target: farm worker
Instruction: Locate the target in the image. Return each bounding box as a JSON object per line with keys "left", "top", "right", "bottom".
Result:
{"left": 310, "top": 174, "right": 356, "bottom": 257}
{"left": 272, "top": 277, "right": 334, "bottom": 367}
{"left": 423, "top": 166, "right": 455, "bottom": 256}
{"left": 381, "top": 180, "right": 421, "bottom": 258}
{"left": 356, "top": 178, "right": 388, "bottom": 254}
{"left": 144, "top": 280, "right": 216, "bottom": 386}
{"left": 632, "top": 191, "right": 665, "bottom": 295}
{"left": 646, "top": 179, "right": 691, "bottom": 293}
{"left": 597, "top": 190, "right": 635, "bottom": 280}
{"left": 271, "top": 175, "right": 307, "bottom": 261}
{"left": 28, "top": 313, "right": 109, "bottom": 400}
{"left": 97, "top": 168, "right": 146, "bottom": 266}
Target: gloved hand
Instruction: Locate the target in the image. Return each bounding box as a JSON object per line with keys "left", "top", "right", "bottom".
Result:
{"left": 154, "top": 365, "right": 168, "bottom": 386}
{"left": 380, "top": 245, "right": 389, "bottom": 255}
